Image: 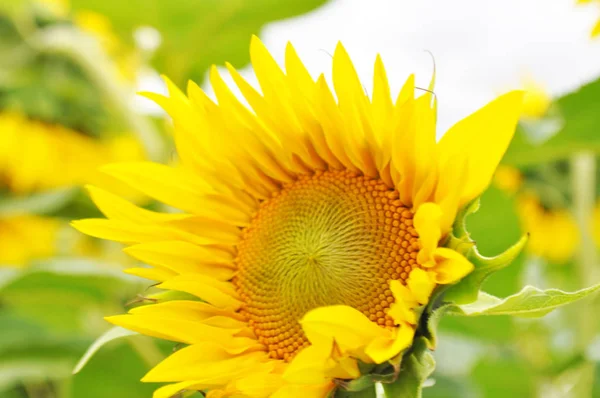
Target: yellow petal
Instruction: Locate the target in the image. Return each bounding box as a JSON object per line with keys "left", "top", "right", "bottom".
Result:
{"left": 71, "top": 219, "right": 234, "bottom": 248}
{"left": 228, "top": 371, "right": 286, "bottom": 398}
{"left": 430, "top": 247, "right": 474, "bottom": 284}
{"left": 124, "top": 266, "right": 176, "bottom": 281}
{"left": 300, "top": 305, "right": 388, "bottom": 359}
{"left": 106, "top": 314, "right": 240, "bottom": 345}
{"left": 125, "top": 241, "right": 235, "bottom": 279}
{"left": 129, "top": 300, "right": 244, "bottom": 322}
{"left": 153, "top": 381, "right": 205, "bottom": 398}
{"left": 406, "top": 268, "right": 437, "bottom": 305}
{"left": 86, "top": 185, "right": 189, "bottom": 224}
{"left": 283, "top": 344, "right": 332, "bottom": 385}
{"left": 284, "top": 339, "right": 359, "bottom": 384}
{"left": 413, "top": 202, "right": 443, "bottom": 266}
{"left": 102, "top": 162, "right": 251, "bottom": 225}
{"left": 438, "top": 91, "right": 524, "bottom": 205}
{"left": 271, "top": 382, "right": 334, "bottom": 398}
{"left": 365, "top": 323, "right": 415, "bottom": 364}
{"left": 387, "top": 280, "right": 417, "bottom": 325}
{"left": 142, "top": 342, "right": 270, "bottom": 383}
{"left": 158, "top": 274, "right": 242, "bottom": 309}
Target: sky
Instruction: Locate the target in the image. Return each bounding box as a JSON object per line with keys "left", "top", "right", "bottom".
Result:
{"left": 138, "top": 0, "right": 600, "bottom": 135}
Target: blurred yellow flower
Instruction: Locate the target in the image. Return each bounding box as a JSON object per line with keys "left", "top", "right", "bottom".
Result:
{"left": 493, "top": 165, "right": 523, "bottom": 194}
{"left": 0, "top": 215, "right": 59, "bottom": 266}
{"left": 575, "top": 0, "right": 600, "bottom": 37}
{"left": 0, "top": 112, "right": 145, "bottom": 266}
{"left": 521, "top": 79, "right": 552, "bottom": 120}
{"left": 518, "top": 193, "right": 579, "bottom": 263}
{"left": 0, "top": 112, "right": 144, "bottom": 195}
{"left": 74, "top": 37, "right": 523, "bottom": 397}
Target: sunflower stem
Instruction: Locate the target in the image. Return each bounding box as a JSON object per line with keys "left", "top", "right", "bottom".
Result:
{"left": 571, "top": 152, "right": 598, "bottom": 350}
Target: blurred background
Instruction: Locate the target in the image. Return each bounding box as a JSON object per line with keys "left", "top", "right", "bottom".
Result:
{"left": 1, "top": 0, "right": 600, "bottom": 397}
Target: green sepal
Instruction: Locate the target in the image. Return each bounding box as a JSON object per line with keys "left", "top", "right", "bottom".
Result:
{"left": 419, "top": 302, "right": 453, "bottom": 350}
{"left": 381, "top": 337, "right": 435, "bottom": 398}
{"left": 333, "top": 387, "right": 377, "bottom": 398}
{"left": 444, "top": 234, "right": 529, "bottom": 304}
{"left": 451, "top": 197, "right": 480, "bottom": 240}
{"left": 336, "top": 362, "right": 399, "bottom": 393}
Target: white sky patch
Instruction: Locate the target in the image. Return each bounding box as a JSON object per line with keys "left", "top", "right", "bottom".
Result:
{"left": 141, "top": 0, "right": 600, "bottom": 136}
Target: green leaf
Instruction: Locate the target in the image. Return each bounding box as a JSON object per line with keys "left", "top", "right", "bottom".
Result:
{"left": 449, "top": 283, "right": 600, "bottom": 318}
{"left": 70, "top": 0, "right": 331, "bottom": 87}
{"left": 0, "top": 312, "right": 90, "bottom": 392}
{"left": 1, "top": 258, "right": 142, "bottom": 300}
{"left": 71, "top": 339, "right": 159, "bottom": 398}
{"left": 0, "top": 258, "right": 144, "bottom": 333}
{"left": 382, "top": 338, "right": 435, "bottom": 398}
{"left": 503, "top": 77, "right": 600, "bottom": 166}
{"left": 73, "top": 326, "right": 138, "bottom": 374}
{"left": 0, "top": 187, "right": 77, "bottom": 216}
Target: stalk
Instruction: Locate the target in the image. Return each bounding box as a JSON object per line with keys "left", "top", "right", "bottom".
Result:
{"left": 571, "top": 152, "right": 598, "bottom": 349}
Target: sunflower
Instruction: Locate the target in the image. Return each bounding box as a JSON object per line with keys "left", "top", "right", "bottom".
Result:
{"left": 0, "top": 215, "right": 59, "bottom": 267}
{"left": 74, "top": 37, "right": 523, "bottom": 397}
{"left": 0, "top": 112, "right": 144, "bottom": 266}
{"left": 517, "top": 193, "right": 579, "bottom": 263}
{"left": 492, "top": 165, "right": 578, "bottom": 264}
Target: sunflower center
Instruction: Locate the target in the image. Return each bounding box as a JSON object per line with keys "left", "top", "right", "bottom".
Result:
{"left": 233, "top": 170, "right": 420, "bottom": 361}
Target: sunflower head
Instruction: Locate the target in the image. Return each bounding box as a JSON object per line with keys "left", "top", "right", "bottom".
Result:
{"left": 517, "top": 192, "right": 579, "bottom": 264}
{"left": 74, "top": 36, "right": 524, "bottom": 397}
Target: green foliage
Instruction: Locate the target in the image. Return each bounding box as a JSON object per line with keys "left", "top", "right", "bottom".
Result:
{"left": 69, "top": 0, "right": 331, "bottom": 87}
{"left": 504, "top": 77, "right": 600, "bottom": 166}
{"left": 0, "top": 12, "right": 118, "bottom": 135}
{"left": 448, "top": 283, "right": 600, "bottom": 317}
{"left": 382, "top": 338, "right": 435, "bottom": 398}
{"left": 0, "top": 258, "right": 146, "bottom": 394}
{"left": 0, "top": 187, "right": 77, "bottom": 216}
{"left": 471, "top": 356, "right": 535, "bottom": 398}
{"left": 73, "top": 327, "right": 138, "bottom": 374}
{"left": 71, "top": 341, "right": 158, "bottom": 398}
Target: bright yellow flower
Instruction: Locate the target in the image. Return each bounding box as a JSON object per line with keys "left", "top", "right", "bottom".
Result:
{"left": 74, "top": 37, "right": 523, "bottom": 397}
{"left": 518, "top": 193, "right": 579, "bottom": 263}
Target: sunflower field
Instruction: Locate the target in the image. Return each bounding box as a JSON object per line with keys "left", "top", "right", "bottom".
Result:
{"left": 2, "top": 0, "right": 600, "bottom": 397}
